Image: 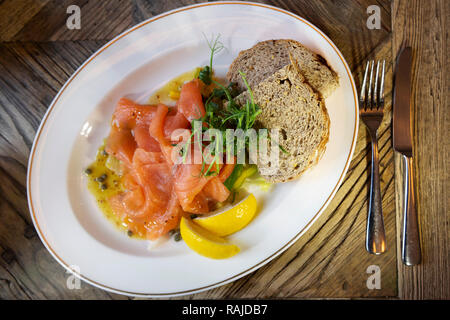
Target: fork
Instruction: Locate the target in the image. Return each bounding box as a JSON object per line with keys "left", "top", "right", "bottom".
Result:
{"left": 360, "top": 60, "right": 387, "bottom": 255}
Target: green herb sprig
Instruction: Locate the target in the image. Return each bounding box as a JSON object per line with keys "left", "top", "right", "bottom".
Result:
{"left": 198, "top": 34, "right": 224, "bottom": 85}
{"left": 183, "top": 36, "right": 279, "bottom": 181}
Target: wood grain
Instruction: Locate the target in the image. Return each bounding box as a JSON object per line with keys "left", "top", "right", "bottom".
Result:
{"left": 0, "top": 0, "right": 49, "bottom": 41}
{"left": 0, "top": 0, "right": 447, "bottom": 299}
{"left": 184, "top": 37, "right": 397, "bottom": 299}
{"left": 391, "top": 0, "right": 449, "bottom": 299}
{"left": 0, "top": 0, "right": 395, "bottom": 300}
{"left": 0, "top": 41, "right": 127, "bottom": 300}
{"left": 1, "top": 0, "right": 134, "bottom": 41}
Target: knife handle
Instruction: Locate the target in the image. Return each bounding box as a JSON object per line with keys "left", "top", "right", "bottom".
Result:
{"left": 366, "top": 135, "right": 387, "bottom": 254}
{"left": 402, "top": 155, "right": 421, "bottom": 265}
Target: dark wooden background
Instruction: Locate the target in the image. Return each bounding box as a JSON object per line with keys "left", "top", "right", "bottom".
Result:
{"left": 0, "top": 0, "right": 448, "bottom": 299}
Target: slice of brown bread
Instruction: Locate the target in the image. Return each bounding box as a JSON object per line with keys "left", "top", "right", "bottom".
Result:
{"left": 234, "top": 63, "right": 330, "bottom": 183}
{"left": 227, "top": 39, "right": 339, "bottom": 98}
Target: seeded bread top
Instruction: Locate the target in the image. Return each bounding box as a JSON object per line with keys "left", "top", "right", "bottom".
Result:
{"left": 235, "top": 63, "right": 330, "bottom": 183}
{"left": 227, "top": 39, "right": 339, "bottom": 98}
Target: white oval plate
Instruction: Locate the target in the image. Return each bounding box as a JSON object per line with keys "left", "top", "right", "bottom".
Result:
{"left": 27, "top": 1, "right": 358, "bottom": 297}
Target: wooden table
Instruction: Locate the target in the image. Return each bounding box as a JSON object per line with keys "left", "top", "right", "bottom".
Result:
{"left": 0, "top": 0, "right": 447, "bottom": 300}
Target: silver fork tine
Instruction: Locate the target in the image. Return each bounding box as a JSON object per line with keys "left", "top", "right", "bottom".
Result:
{"left": 360, "top": 61, "right": 370, "bottom": 105}
{"left": 360, "top": 59, "right": 386, "bottom": 255}
{"left": 379, "top": 60, "right": 386, "bottom": 104}
{"left": 374, "top": 61, "right": 380, "bottom": 106}
{"left": 367, "top": 60, "right": 374, "bottom": 109}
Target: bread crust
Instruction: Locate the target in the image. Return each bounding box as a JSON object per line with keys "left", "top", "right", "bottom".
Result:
{"left": 227, "top": 39, "right": 339, "bottom": 99}
{"left": 233, "top": 63, "right": 330, "bottom": 183}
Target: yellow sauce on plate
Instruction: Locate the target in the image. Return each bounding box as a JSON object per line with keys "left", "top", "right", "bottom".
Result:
{"left": 85, "top": 144, "right": 152, "bottom": 239}
{"left": 148, "top": 67, "right": 201, "bottom": 105}
{"left": 84, "top": 145, "right": 128, "bottom": 230}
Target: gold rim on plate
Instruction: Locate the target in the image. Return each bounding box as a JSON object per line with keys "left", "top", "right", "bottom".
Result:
{"left": 27, "top": 1, "right": 359, "bottom": 297}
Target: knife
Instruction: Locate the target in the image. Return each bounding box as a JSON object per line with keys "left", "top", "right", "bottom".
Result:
{"left": 393, "top": 47, "right": 421, "bottom": 265}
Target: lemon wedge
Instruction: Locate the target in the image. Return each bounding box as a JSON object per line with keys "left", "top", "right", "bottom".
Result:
{"left": 180, "top": 217, "right": 240, "bottom": 259}
{"left": 193, "top": 193, "right": 257, "bottom": 237}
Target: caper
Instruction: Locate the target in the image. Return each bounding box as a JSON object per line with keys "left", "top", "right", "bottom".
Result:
{"left": 96, "top": 174, "right": 107, "bottom": 182}
{"left": 100, "top": 183, "right": 107, "bottom": 190}
{"left": 84, "top": 168, "right": 92, "bottom": 175}
{"left": 168, "top": 229, "right": 177, "bottom": 236}
{"left": 174, "top": 232, "right": 182, "bottom": 242}
{"left": 101, "top": 149, "right": 108, "bottom": 156}
{"left": 190, "top": 214, "right": 198, "bottom": 219}
{"left": 127, "top": 230, "right": 133, "bottom": 237}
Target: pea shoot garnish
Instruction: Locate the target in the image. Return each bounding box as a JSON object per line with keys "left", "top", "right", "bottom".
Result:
{"left": 179, "top": 34, "right": 282, "bottom": 183}
{"left": 198, "top": 34, "right": 224, "bottom": 85}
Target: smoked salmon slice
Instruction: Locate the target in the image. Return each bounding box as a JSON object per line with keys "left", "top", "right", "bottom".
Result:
{"left": 219, "top": 162, "right": 235, "bottom": 182}
{"left": 144, "top": 191, "right": 183, "bottom": 240}
{"left": 177, "top": 79, "right": 206, "bottom": 122}
{"left": 172, "top": 163, "right": 212, "bottom": 213}
{"left": 106, "top": 99, "right": 190, "bottom": 166}
{"left": 203, "top": 177, "right": 230, "bottom": 202}
{"left": 109, "top": 149, "right": 171, "bottom": 219}
{"left": 106, "top": 80, "right": 234, "bottom": 240}
{"left": 106, "top": 98, "right": 158, "bottom": 166}
{"left": 106, "top": 125, "right": 137, "bottom": 166}
{"left": 109, "top": 148, "right": 183, "bottom": 240}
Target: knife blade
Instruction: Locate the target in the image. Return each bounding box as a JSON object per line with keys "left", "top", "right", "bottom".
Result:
{"left": 393, "top": 46, "right": 421, "bottom": 265}
{"left": 393, "top": 47, "right": 413, "bottom": 156}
